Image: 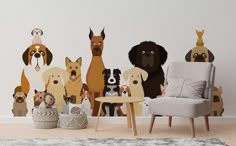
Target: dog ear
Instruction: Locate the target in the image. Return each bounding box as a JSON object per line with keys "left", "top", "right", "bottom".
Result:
{"left": 139, "top": 68, "right": 148, "bottom": 81}
{"left": 44, "top": 89, "right": 47, "bottom": 93}
{"left": 129, "top": 45, "right": 138, "bottom": 66}
{"left": 42, "top": 69, "right": 51, "bottom": 84}
{"left": 102, "top": 69, "right": 109, "bottom": 74}
{"left": 12, "top": 93, "right": 15, "bottom": 98}
{"left": 61, "top": 69, "right": 69, "bottom": 85}
{"left": 46, "top": 48, "right": 53, "bottom": 65}
{"left": 31, "top": 29, "right": 34, "bottom": 36}
{"left": 24, "top": 93, "right": 27, "bottom": 98}
{"left": 101, "top": 28, "right": 105, "bottom": 40}
{"left": 208, "top": 49, "right": 215, "bottom": 62}
{"left": 185, "top": 50, "right": 192, "bottom": 62}
{"left": 159, "top": 45, "right": 168, "bottom": 65}
{"left": 123, "top": 69, "right": 131, "bottom": 81}
{"left": 34, "top": 89, "right": 38, "bottom": 94}
{"left": 63, "top": 95, "right": 67, "bottom": 101}
{"left": 22, "top": 48, "right": 29, "bottom": 65}
{"left": 65, "top": 57, "right": 71, "bottom": 67}
{"left": 114, "top": 69, "right": 121, "bottom": 75}
{"left": 76, "top": 57, "right": 82, "bottom": 66}
{"left": 89, "top": 28, "right": 93, "bottom": 40}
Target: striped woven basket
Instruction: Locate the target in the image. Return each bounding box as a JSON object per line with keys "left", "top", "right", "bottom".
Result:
{"left": 32, "top": 108, "right": 59, "bottom": 129}
{"left": 59, "top": 113, "right": 88, "bottom": 129}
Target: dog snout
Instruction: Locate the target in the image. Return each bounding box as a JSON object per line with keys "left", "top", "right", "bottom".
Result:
{"left": 53, "top": 80, "right": 58, "bottom": 84}
{"left": 34, "top": 53, "right": 41, "bottom": 58}
{"left": 123, "top": 91, "right": 127, "bottom": 94}
{"left": 94, "top": 48, "right": 100, "bottom": 52}
{"left": 109, "top": 79, "right": 114, "bottom": 82}
{"left": 71, "top": 70, "right": 76, "bottom": 76}
{"left": 133, "top": 80, "right": 138, "bottom": 84}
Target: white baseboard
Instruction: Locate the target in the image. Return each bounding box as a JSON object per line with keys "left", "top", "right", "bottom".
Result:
{"left": 1, "top": 116, "right": 236, "bottom": 125}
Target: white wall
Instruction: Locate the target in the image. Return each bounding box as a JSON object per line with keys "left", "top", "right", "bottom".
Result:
{"left": 0, "top": 0, "right": 235, "bottom": 116}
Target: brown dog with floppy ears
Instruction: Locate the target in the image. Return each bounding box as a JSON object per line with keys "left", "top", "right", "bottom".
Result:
{"left": 86, "top": 28, "right": 106, "bottom": 116}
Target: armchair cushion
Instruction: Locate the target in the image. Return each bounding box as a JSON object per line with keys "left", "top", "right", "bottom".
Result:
{"left": 165, "top": 78, "right": 206, "bottom": 99}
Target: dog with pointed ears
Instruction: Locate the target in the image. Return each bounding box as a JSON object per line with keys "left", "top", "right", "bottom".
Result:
{"left": 86, "top": 28, "right": 106, "bottom": 116}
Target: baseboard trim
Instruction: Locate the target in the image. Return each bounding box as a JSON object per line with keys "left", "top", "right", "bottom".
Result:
{"left": 1, "top": 116, "right": 236, "bottom": 125}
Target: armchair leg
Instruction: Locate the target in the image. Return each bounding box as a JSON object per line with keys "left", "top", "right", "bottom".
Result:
{"left": 149, "top": 114, "right": 156, "bottom": 133}
{"left": 204, "top": 114, "right": 210, "bottom": 131}
{"left": 168, "top": 116, "right": 172, "bottom": 127}
{"left": 189, "top": 118, "right": 195, "bottom": 138}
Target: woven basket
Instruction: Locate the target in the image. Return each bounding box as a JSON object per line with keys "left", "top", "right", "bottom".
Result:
{"left": 32, "top": 108, "right": 59, "bottom": 129}
{"left": 59, "top": 113, "right": 88, "bottom": 129}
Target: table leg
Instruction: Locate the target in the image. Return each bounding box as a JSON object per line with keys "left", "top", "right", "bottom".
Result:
{"left": 129, "top": 103, "right": 137, "bottom": 136}
{"left": 95, "top": 102, "right": 103, "bottom": 132}
{"left": 126, "top": 103, "right": 131, "bottom": 128}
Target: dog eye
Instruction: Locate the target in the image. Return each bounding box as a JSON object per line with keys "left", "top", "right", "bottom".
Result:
{"left": 142, "top": 51, "right": 145, "bottom": 54}
{"left": 58, "top": 75, "right": 60, "bottom": 77}
{"left": 92, "top": 42, "right": 96, "bottom": 46}
{"left": 98, "top": 42, "right": 102, "bottom": 46}
{"left": 202, "top": 53, "right": 207, "bottom": 58}
{"left": 69, "top": 66, "right": 72, "bottom": 69}
{"left": 30, "top": 51, "right": 35, "bottom": 56}
{"left": 39, "top": 51, "right": 45, "bottom": 56}
{"left": 193, "top": 53, "right": 198, "bottom": 58}
{"left": 75, "top": 66, "right": 78, "bottom": 69}
{"left": 40, "top": 97, "right": 42, "bottom": 99}
{"left": 151, "top": 51, "right": 155, "bottom": 54}
{"left": 108, "top": 74, "right": 110, "bottom": 76}
{"left": 52, "top": 75, "right": 54, "bottom": 77}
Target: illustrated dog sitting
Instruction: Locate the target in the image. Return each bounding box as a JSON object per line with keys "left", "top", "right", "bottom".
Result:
{"left": 128, "top": 41, "right": 167, "bottom": 99}
{"left": 39, "top": 93, "right": 55, "bottom": 109}
{"left": 185, "top": 30, "right": 214, "bottom": 62}
{"left": 119, "top": 85, "right": 131, "bottom": 115}
{"left": 123, "top": 67, "right": 148, "bottom": 116}
{"left": 65, "top": 57, "right": 84, "bottom": 104}
{"left": 102, "top": 68, "right": 124, "bottom": 116}
{"left": 43, "top": 67, "right": 69, "bottom": 112}
{"left": 31, "top": 28, "right": 43, "bottom": 44}
{"left": 21, "top": 30, "right": 53, "bottom": 115}
{"left": 86, "top": 28, "right": 106, "bottom": 116}
{"left": 12, "top": 86, "right": 28, "bottom": 116}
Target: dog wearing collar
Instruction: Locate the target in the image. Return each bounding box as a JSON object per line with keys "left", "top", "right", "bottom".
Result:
{"left": 86, "top": 28, "right": 106, "bottom": 116}
{"left": 21, "top": 42, "right": 53, "bottom": 115}
{"left": 102, "top": 68, "right": 123, "bottom": 116}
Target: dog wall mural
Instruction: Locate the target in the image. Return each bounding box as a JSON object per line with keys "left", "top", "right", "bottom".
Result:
{"left": 65, "top": 57, "right": 84, "bottom": 104}
{"left": 123, "top": 67, "right": 148, "bottom": 116}
{"left": 20, "top": 28, "right": 53, "bottom": 116}
{"left": 12, "top": 86, "right": 28, "bottom": 116}
{"left": 86, "top": 28, "right": 106, "bottom": 116}
{"left": 185, "top": 30, "right": 223, "bottom": 116}
{"left": 42, "top": 67, "right": 69, "bottom": 113}
{"left": 128, "top": 41, "right": 168, "bottom": 99}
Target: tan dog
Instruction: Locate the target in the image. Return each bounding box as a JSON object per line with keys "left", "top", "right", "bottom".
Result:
{"left": 185, "top": 30, "right": 214, "bottom": 62}
{"left": 65, "top": 57, "right": 83, "bottom": 104}
{"left": 12, "top": 86, "right": 28, "bottom": 116}
{"left": 211, "top": 86, "right": 224, "bottom": 116}
{"left": 86, "top": 28, "right": 106, "bottom": 116}
{"left": 43, "top": 67, "right": 69, "bottom": 112}
{"left": 123, "top": 67, "right": 148, "bottom": 116}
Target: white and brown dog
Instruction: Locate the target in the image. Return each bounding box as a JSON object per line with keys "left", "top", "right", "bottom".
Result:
{"left": 21, "top": 44, "right": 53, "bottom": 115}
{"left": 31, "top": 28, "right": 43, "bottom": 44}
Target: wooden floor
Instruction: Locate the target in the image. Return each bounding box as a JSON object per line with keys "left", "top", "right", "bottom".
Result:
{"left": 0, "top": 123, "right": 235, "bottom": 145}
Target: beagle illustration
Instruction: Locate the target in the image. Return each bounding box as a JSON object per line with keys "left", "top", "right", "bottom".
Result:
{"left": 21, "top": 43, "right": 53, "bottom": 115}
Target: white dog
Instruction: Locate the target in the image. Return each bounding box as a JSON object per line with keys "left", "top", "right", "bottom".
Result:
{"left": 141, "top": 97, "right": 152, "bottom": 116}
{"left": 81, "top": 91, "right": 92, "bottom": 116}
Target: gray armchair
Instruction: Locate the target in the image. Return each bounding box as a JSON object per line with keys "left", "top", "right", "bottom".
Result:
{"left": 148, "top": 62, "right": 215, "bottom": 137}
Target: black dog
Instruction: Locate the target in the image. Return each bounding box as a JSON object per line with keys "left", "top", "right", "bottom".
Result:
{"left": 102, "top": 68, "right": 121, "bottom": 116}
{"left": 129, "top": 41, "right": 168, "bottom": 98}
